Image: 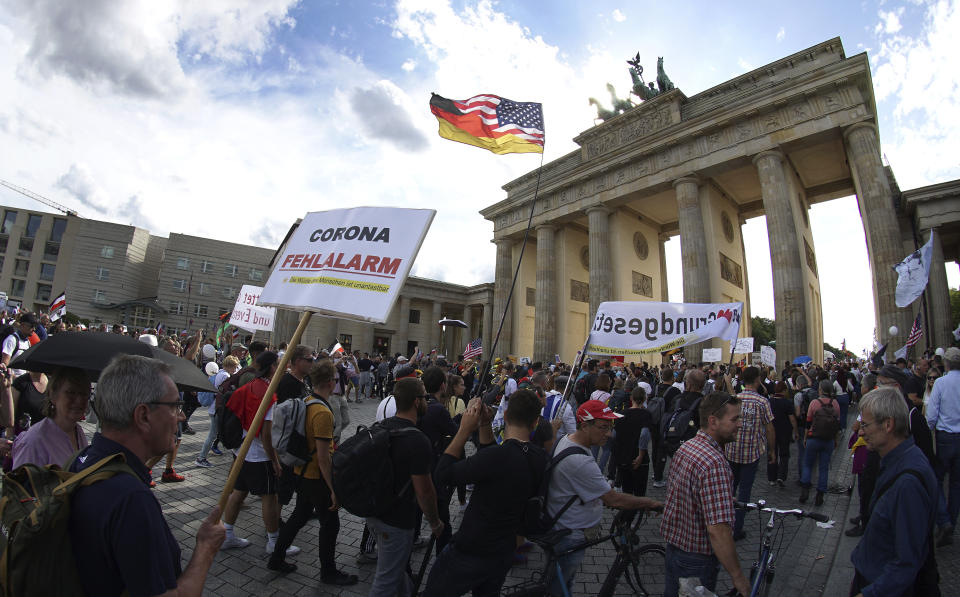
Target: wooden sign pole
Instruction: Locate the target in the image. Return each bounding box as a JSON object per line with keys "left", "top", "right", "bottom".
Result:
{"left": 217, "top": 310, "right": 313, "bottom": 515}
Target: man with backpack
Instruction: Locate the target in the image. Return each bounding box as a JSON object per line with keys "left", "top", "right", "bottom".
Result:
{"left": 800, "top": 380, "right": 841, "bottom": 505}
{"left": 268, "top": 358, "right": 357, "bottom": 585}
{"left": 421, "top": 390, "right": 546, "bottom": 596}
{"left": 367, "top": 376, "right": 444, "bottom": 597}
{"left": 1, "top": 313, "right": 36, "bottom": 378}
{"left": 656, "top": 369, "right": 707, "bottom": 488}
{"left": 68, "top": 355, "right": 225, "bottom": 596}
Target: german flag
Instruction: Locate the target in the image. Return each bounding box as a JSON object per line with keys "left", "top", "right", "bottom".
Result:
{"left": 429, "top": 93, "right": 544, "bottom": 155}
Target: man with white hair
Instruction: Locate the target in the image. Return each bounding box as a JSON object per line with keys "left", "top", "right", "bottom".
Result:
{"left": 69, "top": 355, "right": 224, "bottom": 595}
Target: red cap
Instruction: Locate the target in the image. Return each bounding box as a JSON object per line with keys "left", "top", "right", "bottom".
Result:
{"left": 576, "top": 400, "right": 623, "bottom": 422}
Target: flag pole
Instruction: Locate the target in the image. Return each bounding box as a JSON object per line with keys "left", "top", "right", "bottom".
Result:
{"left": 554, "top": 336, "right": 590, "bottom": 422}
{"left": 217, "top": 310, "right": 313, "bottom": 516}
{"left": 473, "top": 149, "right": 548, "bottom": 398}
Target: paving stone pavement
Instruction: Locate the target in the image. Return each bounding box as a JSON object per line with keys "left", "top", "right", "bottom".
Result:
{"left": 80, "top": 395, "right": 936, "bottom": 596}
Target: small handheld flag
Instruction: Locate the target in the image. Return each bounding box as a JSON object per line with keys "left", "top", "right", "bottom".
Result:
{"left": 463, "top": 338, "right": 482, "bottom": 359}
{"left": 48, "top": 292, "right": 66, "bottom": 322}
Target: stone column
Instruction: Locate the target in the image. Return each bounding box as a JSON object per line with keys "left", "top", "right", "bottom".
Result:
{"left": 534, "top": 225, "right": 557, "bottom": 364}
{"left": 462, "top": 304, "right": 473, "bottom": 342}
{"left": 358, "top": 322, "right": 375, "bottom": 355}
{"left": 396, "top": 295, "right": 411, "bottom": 357}
{"left": 673, "top": 177, "right": 711, "bottom": 303}
{"left": 431, "top": 301, "right": 443, "bottom": 352}
{"left": 492, "top": 239, "right": 514, "bottom": 357}
{"left": 482, "top": 302, "right": 493, "bottom": 363}
{"left": 658, "top": 233, "right": 670, "bottom": 301}
{"left": 587, "top": 206, "right": 612, "bottom": 318}
{"left": 925, "top": 228, "right": 952, "bottom": 350}
{"left": 844, "top": 123, "right": 913, "bottom": 346}
{"left": 753, "top": 150, "right": 807, "bottom": 365}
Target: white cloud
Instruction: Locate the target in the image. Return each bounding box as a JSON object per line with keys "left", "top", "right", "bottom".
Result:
{"left": 401, "top": 59, "right": 417, "bottom": 71}
{"left": 738, "top": 57, "right": 753, "bottom": 71}
{"left": 875, "top": 7, "right": 904, "bottom": 34}
{"left": 612, "top": 9, "right": 626, "bottom": 23}
{"left": 776, "top": 26, "right": 785, "bottom": 42}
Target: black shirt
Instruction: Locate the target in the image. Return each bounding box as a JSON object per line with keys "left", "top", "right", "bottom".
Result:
{"left": 418, "top": 398, "right": 459, "bottom": 458}
{"left": 434, "top": 439, "right": 546, "bottom": 556}
{"left": 12, "top": 373, "right": 46, "bottom": 426}
{"left": 275, "top": 372, "right": 308, "bottom": 404}
{"left": 69, "top": 433, "right": 181, "bottom": 597}
{"left": 903, "top": 372, "right": 924, "bottom": 402}
{"left": 380, "top": 417, "right": 433, "bottom": 529}
{"left": 357, "top": 358, "right": 374, "bottom": 373}
{"left": 613, "top": 407, "right": 653, "bottom": 465}
{"left": 530, "top": 418, "right": 554, "bottom": 448}
{"left": 769, "top": 395, "right": 795, "bottom": 437}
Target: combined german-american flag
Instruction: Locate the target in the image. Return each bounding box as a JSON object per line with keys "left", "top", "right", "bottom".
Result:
{"left": 430, "top": 93, "right": 544, "bottom": 155}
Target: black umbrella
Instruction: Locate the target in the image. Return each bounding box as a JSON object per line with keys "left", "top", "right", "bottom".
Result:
{"left": 9, "top": 332, "right": 215, "bottom": 392}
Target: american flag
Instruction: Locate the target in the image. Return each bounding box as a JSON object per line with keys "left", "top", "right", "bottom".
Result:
{"left": 463, "top": 337, "right": 482, "bottom": 359}
{"left": 906, "top": 312, "right": 923, "bottom": 348}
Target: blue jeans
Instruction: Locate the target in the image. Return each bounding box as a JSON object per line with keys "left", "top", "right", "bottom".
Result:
{"left": 801, "top": 437, "right": 833, "bottom": 492}
{"left": 598, "top": 436, "right": 614, "bottom": 478}
{"left": 421, "top": 543, "right": 513, "bottom": 597}
{"left": 730, "top": 459, "right": 759, "bottom": 535}
{"left": 549, "top": 529, "right": 586, "bottom": 597}
{"left": 200, "top": 412, "right": 219, "bottom": 459}
{"left": 664, "top": 543, "right": 719, "bottom": 597}
{"left": 836, "top": 393, "right": 850, "bottom": 429}
{"left": 796, "top": 433, "right": 806, "bottom": 481}
{"left": 936, "top": 431, "right": 960, "bottom": 528}
{"left": 367, "top": 516, "right": 415, "bottom": 597}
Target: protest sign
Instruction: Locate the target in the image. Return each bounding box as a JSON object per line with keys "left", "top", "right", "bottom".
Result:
{"left": 586, "top": 301, "right": 743, "bottom": 357}
{"left": 733, "top": 337, "right": 754, "bottom": 354}
{"left": 258, "top": 207, "right": 435, "bottom": 323}
{"left": 702, "top": 348, "right": 722, "bottom": 362}
{"left": 760, "top": 345, "right": 777, "bottom": 366}
{"left": 230, "top": 285, "right": 275, "bottom": 332}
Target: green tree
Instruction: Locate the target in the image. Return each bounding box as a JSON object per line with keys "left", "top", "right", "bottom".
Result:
{"left": 751, "top": 316, "right": 776, "bottom": 347}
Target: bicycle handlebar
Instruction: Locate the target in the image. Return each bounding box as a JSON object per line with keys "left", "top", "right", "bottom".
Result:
{"left": 734, "top": 500, "right": 830, "bottom": 523}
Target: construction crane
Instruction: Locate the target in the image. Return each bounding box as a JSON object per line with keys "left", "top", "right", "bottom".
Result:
{"left": 0, "top": 179, "right": 79, "bottom": 217}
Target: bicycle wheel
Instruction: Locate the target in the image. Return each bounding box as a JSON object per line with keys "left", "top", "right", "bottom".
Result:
{"left": 598, "top": 544, "right": 666, "bottom": 596}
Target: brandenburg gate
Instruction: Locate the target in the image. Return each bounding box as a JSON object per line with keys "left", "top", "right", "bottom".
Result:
{"left": 481, "top": 38, "right": 956, "bottom": 365}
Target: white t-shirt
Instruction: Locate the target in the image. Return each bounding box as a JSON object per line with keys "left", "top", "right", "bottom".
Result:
{"left": 547, "top": 434, "right": 611, "bottom": 530}
{"left": 2, "top": 333, "right": 30, "bottom": 378}
{"left": 503, "top": 377, "right": 518, "bottom": 398}
{"left": 240, "top": 404, "right": 273, "bottom": 462}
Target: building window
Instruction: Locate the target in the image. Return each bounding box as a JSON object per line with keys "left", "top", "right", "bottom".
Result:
{"left": 169, "top": 301, "right": 184, "bottom": 315}
{"left": 173, "top": 279, "right": 186, "bottom": 292}
{"left": 409, "top": 309, "right": 421, "bottom": 324}
{"left": 93, "top": 289, "right": 106, "bottom": 303}
{"left": 95, "top": 266, "right": 109, "bottom": 281}
{"left": 18, "top": 238, "right": 33, "bottom": 257}
{"left": 101, "top": 246, "right": 114, "bottom": 259}
{"left": 193, "top": 304, "right": 208, "bottom": 318}
{"left": 43, "top": 242, "right": 60, "bottom": 261}
{"left": 198, "top": 282, "right": 211, "bottom": 296}
{"left": 1, "top": 211, "right": 16, "bottom": 235}
{"left": 24, "top": 215, "right": 42, "bottom": 239}
{"left": 0, "top": 237, "right": 7, "bottom": 253}
{"left": 35, "top": 284, "right": 51, "bottom": 303}
{"left": 10, "top": 279, "right": 25, "bottom": 298}
{"left": 50, "top": 218, "right": 67, "bottom": 243}
{"left": 39, "top": 263, "right": 55, "bottom": 281}
{"left": 249, "top": 268, "right": 263, "bottom": 281}
{"left": 176, "top": 257, "right": 190, "bottom": 270}
{"left": 13, "top": 259, "right": 28, "bottom": 277}
{"left": 339, "top": 334, "right": 352, "bottom": 353}
{"left": 222, "top": 286, "right": 236, "bottom": 299}
{"left": 225, "top": 264, "right": 238, "bottom": 277}
{"left": 0, "top": 257, "right": 4, "bottom": 273}
{"left": 201, "top": 260, "right": 214, "bottom": 273}
{"left": 218, "top": 307, "right": 231, "bottom": 319}
{"left": 131, "top": 305, "right": 154, "bottom": 328}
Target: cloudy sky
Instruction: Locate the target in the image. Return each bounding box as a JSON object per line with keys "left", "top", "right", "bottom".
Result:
{"left": 1, "top": 0, "right": 957, "bottom": 355}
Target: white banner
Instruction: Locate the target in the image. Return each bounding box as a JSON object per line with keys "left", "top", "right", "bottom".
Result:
{"left": 760, "top": 345, "right": 777, "bottom": 367}
{"left": 733, "top": 337, "right": 754, "bottom": 354}
{"left": 259, "top": 207, "right": 435, "bottom": 323}
{"left": 894, "top": 231, "right": 934, "bottom": 307}
{"left": 586, "top": 301, "right": 743, "bottom": 357}
{"left": 702, "top": 348, "right": 722, "bottom": 362}
{"left": 230, "top": 285, "right": 276, "bottom": 332}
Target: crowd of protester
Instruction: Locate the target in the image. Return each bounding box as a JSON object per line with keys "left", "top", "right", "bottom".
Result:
{"left": 0, "top": 306, "right": 954, "bottom": 596}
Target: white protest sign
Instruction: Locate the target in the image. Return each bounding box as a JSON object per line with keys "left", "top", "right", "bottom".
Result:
{"left": 702, "top": 348, "right": 722, "bottom": 362}
{"left": 258, "top": 207, "right": 435, "bottom": 323}
{"left": 760, "top": 345, "right": 777, "bottom": 366}
{"left": 230, "top": 285, "right": 275, "bottom": 332}
{"left": 733, "top": 337, "right": 754, "bottom": 354}
{"left": 586, "top": 301, "right": 743, "bottom": 357}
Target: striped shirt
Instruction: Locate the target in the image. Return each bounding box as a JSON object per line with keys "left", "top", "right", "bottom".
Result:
{"left": 724, "top": 390, "right": 773, "bottom": 464}
{"left": 660, "top": 430, "right": 735, "bottom": 554}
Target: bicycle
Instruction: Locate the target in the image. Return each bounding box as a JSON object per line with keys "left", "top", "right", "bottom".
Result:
{"left": 503, "top": 509, "right": 666, "bottom": 597}
{"left": 722, "top": 500, "right": 830, "bottom": 597}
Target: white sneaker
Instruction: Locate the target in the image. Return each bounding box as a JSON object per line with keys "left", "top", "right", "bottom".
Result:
{"left": 221, "top": 536, "right": 250, "bottom": 550}
{"left": 265, "top": 540, "right": 301, "bottom": 556}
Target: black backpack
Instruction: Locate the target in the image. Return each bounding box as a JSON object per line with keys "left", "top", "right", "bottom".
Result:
{"left": 798, "top": 388, "right": 818, "bottom": 428}
{"left": 521, "top": 445, "right": 584, "bottom": 537}
{"left": 331, "top": 422, "right": 422, "bottom": 518}
{"left": 217, "top": 390, "right": 244, "bottom": 450}
{"left": 661, "top": 396, "right": 702, "bottom": 455}
{"left": 572, "top": 373, "right": 596, "bottom": 406}
{"left": 609, "top": 389, "right": 630, "bottom": 415}
{"left": 809, "top": 399, "right": 839, "bottom": 441}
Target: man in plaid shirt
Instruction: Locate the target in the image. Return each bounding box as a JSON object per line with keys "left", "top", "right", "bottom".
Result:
{"left": 724, "top": 366, "right": 776, "bottom": 540}
{"left": 660, "top": 392, "right": 750, "bottom": 597}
